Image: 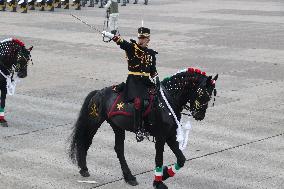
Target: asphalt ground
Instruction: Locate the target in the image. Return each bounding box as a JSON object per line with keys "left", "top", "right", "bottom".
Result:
{"left": 0, "top": 0, "right": 283, "bottom": 188}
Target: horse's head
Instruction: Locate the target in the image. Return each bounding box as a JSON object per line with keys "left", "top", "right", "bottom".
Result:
{"left": 189, "top": 72, "right": 218, "bottom": 121}
{"left": 161, "top": 67, "right": 218, "bottom": 121}
{"left": 15, "top": 45, "right": 33, "bottom": 78}
{"left": 0, "top": 38, "right": 33, "bottom": 78}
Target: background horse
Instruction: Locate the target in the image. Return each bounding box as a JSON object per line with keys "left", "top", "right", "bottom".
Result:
{"left": 69, "top": 68, "right": 218, "bottom": 189}
{"left": 0, "top": 38, "right": 33, "bottom": 127}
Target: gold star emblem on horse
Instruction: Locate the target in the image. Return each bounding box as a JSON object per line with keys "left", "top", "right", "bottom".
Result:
{"left": 89, "top": 103, "right": 98, "bottom": 117}
{"left": 117, "top": 102, "right": 124, "bottom": 110}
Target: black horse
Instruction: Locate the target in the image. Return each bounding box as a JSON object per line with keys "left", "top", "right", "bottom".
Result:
{"left": 69, "top": 67, "right": 218, "bottom": 189}
{"left": 0, "top": 38, "right": 33, "bottom": 127}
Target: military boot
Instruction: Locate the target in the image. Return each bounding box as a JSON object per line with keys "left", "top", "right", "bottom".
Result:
{"left": 8, "top": 0, "right": 17, "bottom": 12}
{"left": 46, "top": 0, "right": 54, "bottom": 11}
{"left": 74, "top": 0, "right": 80, "bottom": 9}
{"left": 19, "top": 1, "right": 28, "bottom": 13}
{"left": 28, "top": 1, "right": 35, "bottom": 10}
{"left": 134, "top": 108, "right": 144, "bottom": 142}
{"left": 0, "top": 0, "right": 6, "bottom": 11}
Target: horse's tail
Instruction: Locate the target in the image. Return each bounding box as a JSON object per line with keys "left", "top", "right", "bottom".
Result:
{"left": 68, "top": 90, "right": 101, "bottom": 167}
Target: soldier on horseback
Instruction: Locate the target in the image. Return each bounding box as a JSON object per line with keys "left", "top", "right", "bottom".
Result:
{"left": 102, "top": 27, "right": 159, "bottom": 141}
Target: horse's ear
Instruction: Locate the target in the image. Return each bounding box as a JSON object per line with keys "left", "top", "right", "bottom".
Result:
{"left": 206, "top": 76, "right": 212, "bottom": 85}
{"left": 28, "top": 46, "right": 33, "bottom": 51}
{"left": 209, "top": 74, "right": 218, "bottom": 86}
{"left": 213, "top": 74, "right": 218, "bottom": 81}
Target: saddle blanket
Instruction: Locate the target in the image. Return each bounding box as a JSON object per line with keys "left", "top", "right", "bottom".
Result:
{"left": 107, "top": 93, "right": 154, "bottom": 118}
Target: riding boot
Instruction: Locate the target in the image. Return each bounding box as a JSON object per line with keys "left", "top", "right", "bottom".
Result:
{"left": 144, "top": 0, "right": 148, "bottom": 5}
{"left": 134, "top": 97, "right": 144, "bottom": 142}
{"left": 0, "top": 0, "right": 6, "bottom": 11}
{"left": 133, "top": 0, "right": 137, "bottom": 4}
{"left": 134, "top": 108, "right": 143, "bottom": 142}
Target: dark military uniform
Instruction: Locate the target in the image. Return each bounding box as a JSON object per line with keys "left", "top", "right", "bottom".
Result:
{"left": 113, "top": 29, "right": 158, "bottom": 102}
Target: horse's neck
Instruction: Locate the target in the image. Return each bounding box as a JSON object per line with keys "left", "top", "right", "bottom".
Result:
{"left": 162, "top": 83, "right": 193, "bottom": 114}
{"left": 0, "top": 62, "right": 12, "bottom": 75}
{"left": 160, "top": 85, "right": 187, "bottom": 116}
{"left": 0, "top": 44, "right": 18, "bottom": 71}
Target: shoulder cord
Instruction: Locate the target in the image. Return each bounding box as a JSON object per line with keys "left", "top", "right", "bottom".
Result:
{"left": 159, "top": 86, "right": 192, "bottom": 151}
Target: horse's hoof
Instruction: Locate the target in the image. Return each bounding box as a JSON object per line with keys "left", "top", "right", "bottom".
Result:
{"left": 153, "top": 181, "right": 168, "bottom": 189}
{"left": 162, "top": 166, "right": 170, "bottom": 181}
{"left": 79, "top": 169, "right": 90, "bottom": 177}
{"left": 126, "top": 179, "right": 139, "bottom": 186}
{"left": 125, "top": 176, "right": 138, "bottom": 186}
{"left": 0, "top": 120, "right": 8, "bottom": 127}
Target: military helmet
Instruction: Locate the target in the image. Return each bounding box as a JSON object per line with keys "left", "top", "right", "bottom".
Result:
{"left": 138, "top": 27, "right": 150, "bottom": 38}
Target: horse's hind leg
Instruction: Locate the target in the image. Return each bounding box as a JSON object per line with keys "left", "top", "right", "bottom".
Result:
{"left": 112, "top": 126, "right": 138, "bottom": 186}
{"left": 69, "top": 90, "right": 105, "bottom": 177}
{"left": 77, "top": 120, "right": 99, "bottom": 177}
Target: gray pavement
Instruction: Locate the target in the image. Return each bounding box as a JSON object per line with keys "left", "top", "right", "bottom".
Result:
{"left": 0, "top": 0, "right": 283, "bottom": 188}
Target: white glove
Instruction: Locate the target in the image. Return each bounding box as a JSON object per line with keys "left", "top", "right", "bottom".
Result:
{"left": 102, "top": 31, "right": 114, "bottom": 39}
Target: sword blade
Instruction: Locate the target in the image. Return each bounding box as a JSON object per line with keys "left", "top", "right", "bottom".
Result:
{"left": 70, "top": 14, "right": 101, "bottom": 34}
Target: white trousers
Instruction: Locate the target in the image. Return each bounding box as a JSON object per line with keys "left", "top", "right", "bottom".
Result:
{"left": 108, "top": 13, "right": 119, "bottom": 31}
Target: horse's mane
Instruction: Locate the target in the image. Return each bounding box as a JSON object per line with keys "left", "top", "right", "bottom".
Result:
{"left": 161, "top": 68, "right": 207, "bottom": 98}
{"left": 0, "top": 38, "right": 25, "bottom": 66}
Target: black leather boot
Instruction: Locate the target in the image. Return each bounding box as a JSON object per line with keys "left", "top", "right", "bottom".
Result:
{"left": 134, "top": 108, "right": 144, "bottom": 142}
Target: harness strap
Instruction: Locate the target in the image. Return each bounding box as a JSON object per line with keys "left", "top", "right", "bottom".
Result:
{"left": 159, "top": 86, "right": 191, "bottom": 151}
{"left": 0, "top": 68, "right": 19, "bottom": 95}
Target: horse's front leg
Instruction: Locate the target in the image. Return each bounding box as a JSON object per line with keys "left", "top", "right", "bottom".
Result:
{"left": 162, "top": 134, "right": 186, "bottom": 181}
{"left": 153, "top": 138, "right": 168, "bottom": 189}
{"left": 0, "top": 87, "right": 8, "bottom": 127}
{"left": 112, "top": 127, "right": 138, "bottom": 186}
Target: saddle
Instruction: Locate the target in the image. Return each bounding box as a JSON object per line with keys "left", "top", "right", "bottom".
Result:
{"left": 108, "top": 83, "right": 155, "bottom": 119}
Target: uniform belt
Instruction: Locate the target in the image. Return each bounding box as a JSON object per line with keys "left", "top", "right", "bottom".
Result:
{"left": 128, "top": 71, "right": 150, "bottom": 77}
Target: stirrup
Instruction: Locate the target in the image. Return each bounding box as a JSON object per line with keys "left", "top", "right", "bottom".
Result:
{"left": 136, "top": 130, "right": 144, "bottom": 142}
{"left": 135, "top": 128, "right": 150, "bottom": 142}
